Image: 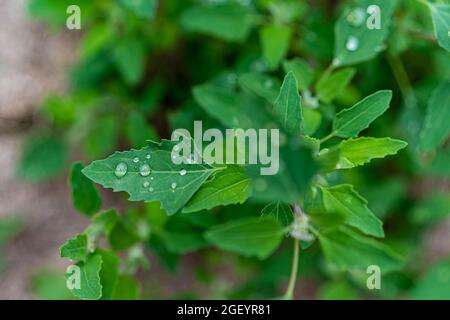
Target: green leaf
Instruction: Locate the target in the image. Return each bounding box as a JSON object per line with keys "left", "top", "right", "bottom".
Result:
{"left": 112, "top": 275, "right": 140, "bottom": 300}
{"left": 180, "top": 3, "right": 254, "bottom": 42}
{"left": 82, "top": 141, "right": 216, "bottom": 215}
{"left": 60, "top": 234, "right": 89, "bottom": 262}
{"left": 316, "top": 68, "right": 356, "bottom": 103}
{"left": 66, "top": 254, "right": 102, "bottom": 300}
{"left": 120, "top": 0, "right": 157, "bottom": 19}
{"left": 320, "top": 184, "right": 384, "bottom": 238}
{"left": 84, "top": 115, "right": 119, "bottom": 159}
{"left": 239, "top": 73, "right": 281, "bottom": 103}
{"left": 411, "top": 193, "right": 450, "bottom": 225}
{"left": 107, "top": 220, "right": 141, "bottom": 251}
{"left": 332, "top": 90, "right": 392, "bottom": 138}
{"left": 260, "top": 202, "right": 293, "bottom": 227}
{"left": 70, "top": 163, "right": 102, "bottom": 216}
{"left": 336, "top": 137, "right": 407, "bottom": 169}
{"left": 127, "top": 111, "right": 158, "bottom": 148}
{"left": 410, "top": 259, "right": 450, "bottom": 300}
{"left": 114, "top": 38, "right": 146, "bottom": 85}
{"left": 282, "top": 58, "right": 314, "bottom": 91}
{"left": 248, "top": 139, "right": 317, "bottom": 203}
{"left": 96, "top": 249, "right": 119, "bottom": 300}
{"left": 160, "top": 231, "right": 208, "bottom": 254}
{"left": 193, "top": 84, "right": 270, "bottom": 129}
{"left": 428, "top": 3, "right": 450, "bottom": 52}
{"left": 419, "top": 82, "right": 450, "bottom": 152}
{"left": 183, "top": 166, "right": 251, "bottom": 213}
{"left": 205, "top": 217, "right": 284, "bottom": 259}
{"left": 28, "top": 0, "right": 93, "bottom": 28}
{"left": 260, "top": 24, "right": 292, "bottom": 70}
{"left": 18, "top": 135, "right": 67, "bottom": 183}
{"left": 334, "top": 0, "right": 396, "bottom": 66}
{"left": 274, "top": 71, "right": 302, "bottom": 134}
{"left": 303, "top": 108, "right": 322, "bottom": 136}
{"left": 318, "top": 228, "right": 402, "bottom": 272}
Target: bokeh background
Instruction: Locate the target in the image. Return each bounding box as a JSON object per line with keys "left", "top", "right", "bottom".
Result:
{"left": 0, "top": 0, "right": 449, "bottom": 299}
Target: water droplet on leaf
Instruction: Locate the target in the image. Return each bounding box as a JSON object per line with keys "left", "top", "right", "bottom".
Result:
{"left": 143, "top": 181, "right": 150, "bottom": 188}
{"left": 179, "top": 169, "right": 187, "bottom": 176}
{"left": 133, "top": 157, "right": 139, "bottom": 163}
{"left": 139, "top": 164, "right": 151, "bottom": 177}
{"left": 171, "top": 182, "right": 177, "bottom": 190}
{"left": 114, "top": 162, "right": 128, "bottom": 179}
{"left": 149, "top": 187, "right": 154, "bottom": 192}
{"left": 146, "top": 154, "right": 151, "bottom": 159}
{"left": 345, "top": 36, "right": 359, "bottom": 51}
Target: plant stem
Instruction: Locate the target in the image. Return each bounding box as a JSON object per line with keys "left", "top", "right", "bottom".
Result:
{"left": 283, "top": 238, "right": 300, "bottom": 300}
{"left": 387, "top": 55, "right": 417, "bottom": 109}
{"left": 320, "top": 132, "right": 335, "bottom": 144}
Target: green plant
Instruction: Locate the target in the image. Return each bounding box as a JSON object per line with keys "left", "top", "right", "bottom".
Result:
{"left": 23, "top": 0, "right": 450, "bottom": 300}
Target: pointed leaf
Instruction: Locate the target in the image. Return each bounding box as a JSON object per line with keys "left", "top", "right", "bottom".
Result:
{"left": 318, "top": 228, "right": 403, "bottom": 272}
{"left": 274, "top": 71, "right": 302, "bottom": 134}
{"left": 334, "top": 0, "right": 396, "bottom": 66}
{"left": 428, "top": 3, "right": 450, "bottom": 52}
{"left": 320, "top": 184, "right": 384, "bottom": 237}
{"left": 66, "top": 254, "right": 102, "bottom": 300}
{"left": 82, "top": 141, "right": 216, "bottom": 215}
{"left": 316, "top": 68, "right": 356, "bottom": 103}
{"left": 336, "top": 137, "right": 407, "bottom": 169}
{"left": 260, "top": 24, "right": 291, "bottom": 70}
{"left": 333, "top": 90, "right": 392, "bottom": 138}
{"left": 70, "top": 163, "right": 102, "bottom": 216}
{"left": 60, "top": 234, "right": 89, "bottom": 262}
{"left": 260, "top": 202, "right": 293, "bottom": 226}
{"left": 283, "top": 58, "right": 314, "bottom": 91}
{"left": 183, "top": 166, "right": 252, "bottom": 213}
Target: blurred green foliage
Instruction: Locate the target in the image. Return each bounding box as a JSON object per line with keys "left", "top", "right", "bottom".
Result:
{"left": 15, "top": 0, "right": 450, "bottom": 300}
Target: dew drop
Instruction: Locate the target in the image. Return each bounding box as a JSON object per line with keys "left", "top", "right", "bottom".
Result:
{"left": 179, "top": 169, "right": 187, "bottom": 176}
{"left": 143, "top": 181, "right": 150, "bottom": 188}
{"left": 145, "top": 154, "right": 151, "bottom": 160}
{"left": 345, "top": 36, "right": 359, "bottom": 51}
{"left": 114, "top": 162, "right": 128, "bottom": 179}
{"left": 171, "top": 182, "right": 177, "bottom": 190}
{"left": 139, "top": 164, "right": 151, "bottom": 177}
{"left": 346, "top": 8, "right": 365, "bottom": 27}
{"left": 448, "top": 30, "right": 450, "bottom": 37}
{"left": 149, "top": 187, "right": 154, "bottom": 192}
{"left": 133, "top": 157, "right": 139, "bottom": 163}
{"left": 150, "top": 177, "right": 154, "bottom": 181}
